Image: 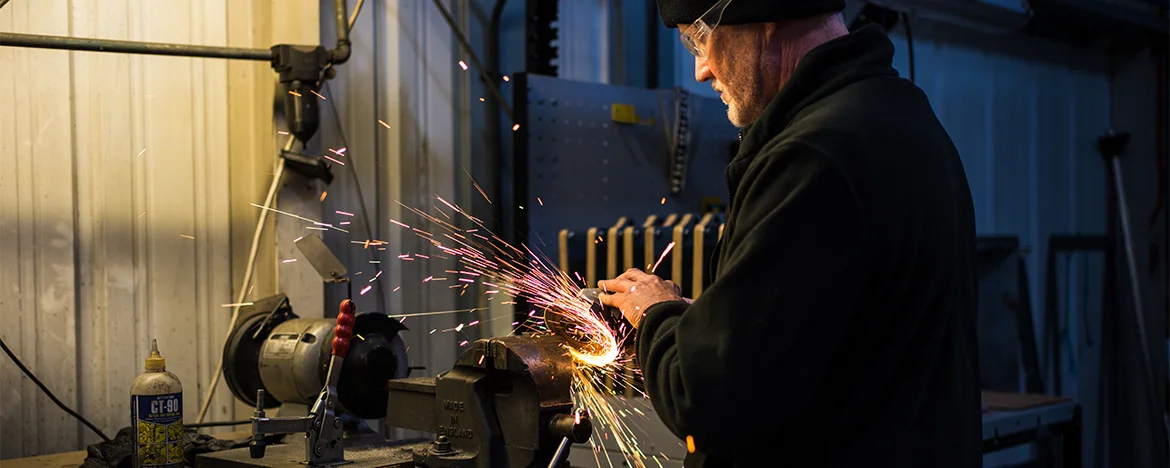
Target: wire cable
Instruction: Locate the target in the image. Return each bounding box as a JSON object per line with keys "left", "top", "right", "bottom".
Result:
{"left": 0, "top": 337, "right": 111, "bottom": 442}
{"left": 321, "top": 80, "right": 386, "bottom": 313}
{"left": 901, "top": 12, "right": 915, "bottom": 84}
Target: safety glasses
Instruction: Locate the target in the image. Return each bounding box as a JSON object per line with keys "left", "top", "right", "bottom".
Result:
{"left": 679, "top": 0, "right": 733, "bottom": 60}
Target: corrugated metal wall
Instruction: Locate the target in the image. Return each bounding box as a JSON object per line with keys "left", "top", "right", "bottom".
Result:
{"left": 0, "top": 0, "right": 319, "bottom": 458}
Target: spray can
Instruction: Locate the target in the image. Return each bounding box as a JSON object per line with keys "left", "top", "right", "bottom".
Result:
{"left": 130, "top": 339, "right": 184, "bottom": 468}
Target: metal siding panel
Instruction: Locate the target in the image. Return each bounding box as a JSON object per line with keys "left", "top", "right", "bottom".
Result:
{"left": 0, "top": 0, "right": 25, "bottom": 458}
{"left": 27, "top": 0, "right": 81, "bottom": 454}
{"left": 0, "top": 0, "right": 258, "bottom": 457}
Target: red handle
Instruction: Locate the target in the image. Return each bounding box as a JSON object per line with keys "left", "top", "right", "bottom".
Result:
{"left": 332, "top": 299, "right": 356, "bottom": 358}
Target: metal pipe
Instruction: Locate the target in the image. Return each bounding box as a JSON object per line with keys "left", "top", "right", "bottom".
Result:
{"left": 0, "top": 32, "right": 272, "bottom": 61}
{"left": 331, "top": 0, "right": 352, "bottom": 64}
{"left": 431, "top": 0, "right": 513, "bottom": 119}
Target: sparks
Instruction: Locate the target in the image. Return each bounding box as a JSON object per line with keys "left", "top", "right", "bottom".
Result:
{"left": 324, "top": 155, "right": 345, "bottom": 166}
{"left": 512, "top": 124, "right": 520, "bottom": 131}
{"left": 288, "top": 90, "right": 302, "bottom": 97}
{"left": 660, "top": 197, "right": 666, "bottom": 204}
{"left": 180, "top": 235, "right": 195, "bottom": 240}
{"left": 282, "top": 259, "right": 297, "bottom": 263}
{"left": 378, "top": 119, "right": 391, "bottom": 129}
{"left": 650, "top": 242, "right": 675, "bottom": 273}
{"left": 310, "top": 89, "right": 326, "bottom": 100}
{"left": 221, "top": 302, "right": 254, "bottom": 308}
{"left": 502, "top": 75, "right": 510, "bottom": 82}
{"left": 336, "top": 210, "right": 354, "bottom": 217}
{"left": 320, "top": 191, "right": 328, "bottom": 202}
{"left": 538, "top": 197, "right": 543, "bottom": 206}
{"left": 458, "top": 60, "right": 468, "bottom": 70}
{"left": 360, "top": 285, "right": 373, "bottom": 296}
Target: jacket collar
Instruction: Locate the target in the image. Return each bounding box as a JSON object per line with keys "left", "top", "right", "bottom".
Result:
{"left": 735, "top": 24, "right": 899, "bottom": 160}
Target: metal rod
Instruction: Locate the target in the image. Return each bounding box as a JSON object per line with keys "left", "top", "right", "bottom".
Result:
{"left": 430, "top": 0, "right": 513, "bottom": 120}
{"left": 546, "top": 437, "right": 573, "bottom": 468}
{"left": 1108, "top": 156, "right": 1170, "bottom": 437}
{"left": 0, "top": 32, "right": 272, "bottom": 61}
{"left": 348, "top": 0, "right": 366, "bottom": 32}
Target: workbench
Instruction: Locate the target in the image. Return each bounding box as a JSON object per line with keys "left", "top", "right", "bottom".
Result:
{"left": 981, "top": 391, "right": 1081, "bottom": 467}
{"left": 3, "top": 393, "right": 1081, "bottom": 468}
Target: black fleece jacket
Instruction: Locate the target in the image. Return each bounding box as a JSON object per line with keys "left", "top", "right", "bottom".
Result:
{"left": 635, "top": 25, "right": 982, "bottom": 467}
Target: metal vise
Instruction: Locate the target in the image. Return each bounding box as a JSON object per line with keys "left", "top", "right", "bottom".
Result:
{"left": 386, "top": 334, "right": 591, "bottom": 468}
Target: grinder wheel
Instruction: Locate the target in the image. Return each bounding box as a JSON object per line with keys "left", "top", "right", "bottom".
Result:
{"left": 324, "top": 312, "right": 409, "bottom": 419}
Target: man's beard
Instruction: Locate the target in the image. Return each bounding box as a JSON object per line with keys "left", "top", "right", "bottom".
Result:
{"left": 721, "top": 54, "right": 779, "bottom": 128}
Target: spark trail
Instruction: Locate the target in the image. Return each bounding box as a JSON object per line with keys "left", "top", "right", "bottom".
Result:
{"left": 388, "top": 196, "right": 673, "bottom": 468}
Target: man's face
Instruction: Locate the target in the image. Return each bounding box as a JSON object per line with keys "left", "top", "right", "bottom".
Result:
{"left": 694, "top": 24, "right": 778, "bottom": 127}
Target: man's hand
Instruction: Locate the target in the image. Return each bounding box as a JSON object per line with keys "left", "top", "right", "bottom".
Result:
{"left": 597, "top": 268, "right": 688, "bottom": 328}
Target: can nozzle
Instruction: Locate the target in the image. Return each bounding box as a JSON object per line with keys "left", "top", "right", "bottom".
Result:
{"left": 145, "top": 339, "right": 166, "bottom": 371}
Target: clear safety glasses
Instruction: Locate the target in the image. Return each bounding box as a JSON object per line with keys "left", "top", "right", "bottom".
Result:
{"left": 679, "top": 0, "right": 733, "bottom": 60}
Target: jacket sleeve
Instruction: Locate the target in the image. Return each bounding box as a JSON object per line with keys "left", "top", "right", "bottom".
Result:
{"left": 635, "top": 143, "right": 870, "bottom": 457}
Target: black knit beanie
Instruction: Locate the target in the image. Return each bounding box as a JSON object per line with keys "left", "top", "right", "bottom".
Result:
{"left": 657, "top": 0, "right": 846, "bottom": 28}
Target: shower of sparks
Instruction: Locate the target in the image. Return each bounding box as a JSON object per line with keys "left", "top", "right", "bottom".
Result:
{"left": 282, "top": 259, "right": 297, "bottom": 263}
{"left": 221, "top": 302, "right": 254, "bottom": 308}
{"left": 360, "top": 285, "right": 373, "bottom": 296}
{"left": 278, "top": 130, "right": 290, "bottom": 135}
{"left": 660, "top": 197, "right": 666, "bottom": 204}
{"left": 320, "top": 191, "right": 328, "bottom": 202}
{"left": 458, "top": 60, "right": 468, "bottom": 70}
{"left": 502, "top": 75, "right": 510, "bottom": 82}
{"left": 537, "top": 197, "right": 543, "bottom": 206}
{"left": 381, "top": 194, "right": 663, "bottom": 468}
{"left": 378, "top": 119, "right": 391, "bottom": 129}
{"left": 336, "top": 210, "right": 355, "bottom": 217}
{"left": 310, "top": 89, "right": 326, "bottom": 100}
{"left": 324, "top": 155, "right": 345, "bottom": 166}
{"left": 288, "top": 90, "right": 302, "bottom": 97}
{"left": 180, "top": 235, "right": 195, "bottom": 240}
{"left": 650, "top": 241, "right": 675, "bottom": 274}
{"left": 512, "top": 124, "right": 520, "bottom": 131}
{"left": 479, "top": 97, "right": 485, "bottom": 102}
{"left": 250, "top": 203, "right": 349, "bottom": 234}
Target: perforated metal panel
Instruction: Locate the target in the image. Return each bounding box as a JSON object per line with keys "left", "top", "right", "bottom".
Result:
{"left": 517, "top": 74, "right": 739, "bottom": 248}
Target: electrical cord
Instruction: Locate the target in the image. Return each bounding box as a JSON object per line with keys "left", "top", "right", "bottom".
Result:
{"left": 321, "top": 79, "right": 386, "bottom": 313}
{"left": 0, "top": 337, "right": 112, "bottom": 442}
{"left": 901, "top": 12, "right": 915, "bottom": 84}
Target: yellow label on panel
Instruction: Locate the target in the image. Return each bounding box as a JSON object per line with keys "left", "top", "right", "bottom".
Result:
{"left": 611, "top": 103, "right": 637, "bottom": 124}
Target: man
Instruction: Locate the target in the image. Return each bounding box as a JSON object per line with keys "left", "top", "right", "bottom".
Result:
{"left": 596, "top": 0, "right": 982, "bottom": 466}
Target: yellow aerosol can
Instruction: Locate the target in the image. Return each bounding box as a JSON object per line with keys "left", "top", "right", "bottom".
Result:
{"left": 130, "top": 339, "right": 184, "bottom": 468}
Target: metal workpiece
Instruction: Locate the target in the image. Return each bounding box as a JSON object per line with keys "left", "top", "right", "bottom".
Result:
{"left": 384, "top": 335, "right": 588, "bottom": 468}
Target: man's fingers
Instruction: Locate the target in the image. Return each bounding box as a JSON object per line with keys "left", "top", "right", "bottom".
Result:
{"left": 597, "top": 278, "right": 636, "bottom": 293}
{"left": 597, "top": 291, "right": 623, "bottom": 309}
